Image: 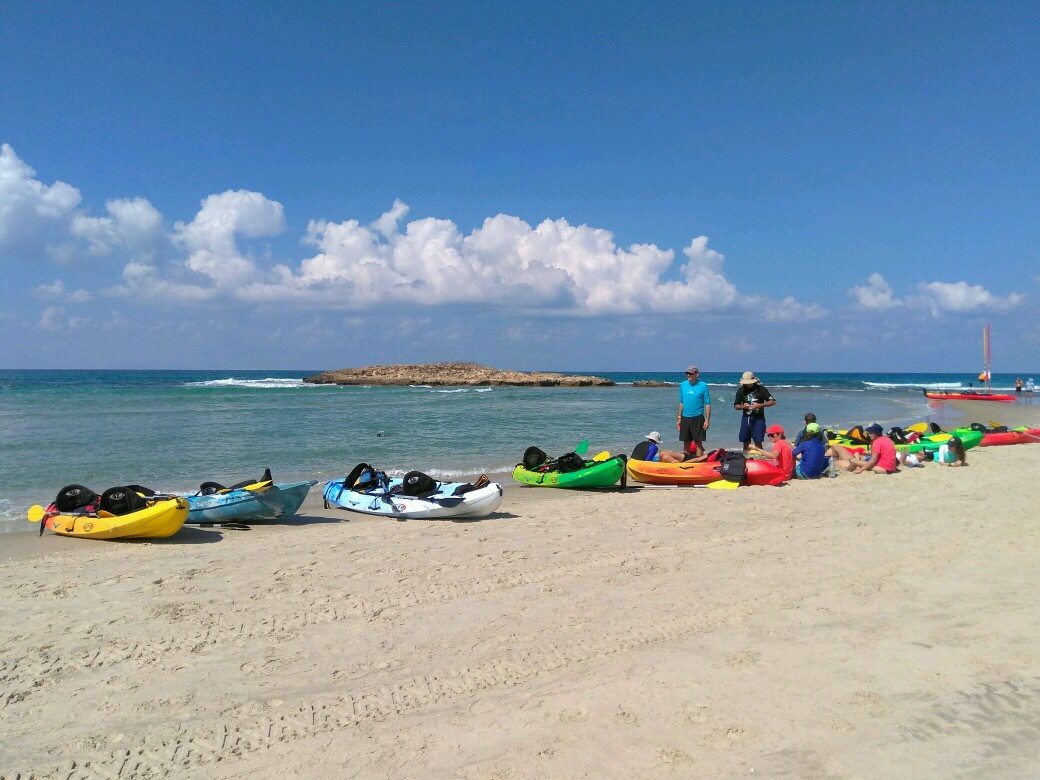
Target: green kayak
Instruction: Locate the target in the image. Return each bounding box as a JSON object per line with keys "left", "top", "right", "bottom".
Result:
{"left": 829, "top": 429, "right": 983, "bottom": 453}
{"left": 512, "top": 455, "right": 626, "bottom": 488}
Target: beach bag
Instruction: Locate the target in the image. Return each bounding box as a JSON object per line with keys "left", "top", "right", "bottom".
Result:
{"left": 99, "top": 486, "right": 148, "bottom": 516}
{"left": 718, "top": 452, "right": 747, "bottom": 483}
{"left": 401, "top": 471, "right": 438, "bottom": 497}
{"left": 54, "top": 484, "right": 100, "bottom": 513}
{"left": 556, "top": 452, "right": 587, "bottom": 473}
{"left": 523, "top": 446, "right": 549, "bottom": 470}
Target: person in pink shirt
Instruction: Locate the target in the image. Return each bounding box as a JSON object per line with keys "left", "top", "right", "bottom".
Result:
{"left": 827, "top": 423, "right": 898, "bottom": 474}
{"left": 748, "top": 423, "right": 794, "bottom": 479}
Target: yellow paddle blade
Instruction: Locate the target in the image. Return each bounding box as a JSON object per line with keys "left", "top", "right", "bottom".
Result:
{"left": 592, "top": 451, "right": 610, "bottom": 461}
{"left": 707, "top": 480, "right": 739, "bottom": 490}
{"left": 906, "top": 422, "right": 929, "bottom": 434}
{"left": 223, "top": 479, "right": 274, "bottom": 493}
{"left": 989, "top": 420, "right": 1004, "bottom": 428}
{"left": 27, "top": 504, "right": 45, "bottom": 522}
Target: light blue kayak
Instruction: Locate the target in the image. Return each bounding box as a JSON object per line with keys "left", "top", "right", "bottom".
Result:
{"left": 186, "top": 480, "right": 317, "bottom": 524}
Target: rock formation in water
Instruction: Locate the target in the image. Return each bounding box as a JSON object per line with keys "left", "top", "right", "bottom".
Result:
{"left": 303, "top": 362, "right": 615, "bottom": 387}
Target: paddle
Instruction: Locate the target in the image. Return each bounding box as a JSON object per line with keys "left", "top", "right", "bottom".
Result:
{"left": 575, "top": 439, "right": 589, "bottom": 455}
{"left": 707, "top": 480, "right": 739, "bottom": 490}
{"left": 27, "top": 504, "right": 50, "bottom": 536}
{"left": 592, "top": 451, "right": 610, "bottom": 461}
{"left": 906, "top": 422, "right": 930, "bottom": 434}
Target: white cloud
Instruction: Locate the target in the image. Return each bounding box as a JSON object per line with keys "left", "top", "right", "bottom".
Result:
{"left": 38, "top": 305, "right": 89, "bottom": 331}
{"left": 0, "top": 144, "right": 82, "bottom": 261}
{"left": 0, "top": 144, "right": 822, "bottom": 319}
{"left": 371, "top": 198, "right": 409, "bottom": 238}
{"left": 917, "top": 280, "right": 1024, "bottom": 314}
{"left": 849, "top": 273, "right": 899, "bottom": 309}
{"left": 35, "top": 279, "right": 92, "bottom": 302}
{"left": 173, "top": 190, "right": 286, "bottom": 286}
{"left": 71, "top": 197, "right": 163, "bottom": 257}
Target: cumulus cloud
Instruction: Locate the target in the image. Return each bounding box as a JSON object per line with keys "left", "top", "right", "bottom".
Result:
{"left": 917, "top": 280, "right": 1024, "bottom": 314}
{"left": 173, "top": 190, "right": 286, "bottom": 286}
{"left": 849, "top": 273, "right": 899, "bottom": 309}
{"left": 1, "top": 144, "right": 822, "bottom": 319}
{"left": 0, "top": 144, "right": 81, "bottom": 261}
{"left": 237, "top": 209, "right": 815, "bottom": 318}
{"left": 848, "top": 273, "right": 1025, "bottom": 317}
{"left": 71, "top": 197, "right": 163, "bottom": 258}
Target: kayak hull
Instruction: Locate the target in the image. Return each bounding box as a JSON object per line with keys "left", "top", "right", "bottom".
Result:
{"left": 43, "top": 498, "right": 188, "bottom": 540}
{"left": 924, "top": 391, "right": 1015, "bottom": 403}
{"left": 186, "top": 480, "right": 317, "bottom": 523}
{"left": 627, "top": 459, "right": 787, "bottom": 486}
{"left": 512, "top": 456, "right": 626, "bottom": 488}
{"left": 323, "top": 478, "right": 503, "bottom": 519}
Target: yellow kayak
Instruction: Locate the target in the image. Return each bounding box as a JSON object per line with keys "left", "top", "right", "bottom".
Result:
{"left": 31, "top": 497, "right": 189, "bottom": 540}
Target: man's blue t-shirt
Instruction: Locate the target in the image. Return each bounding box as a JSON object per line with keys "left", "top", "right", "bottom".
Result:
{"left": 793, "top": 438, "right": 826, "bottom": 478}
{"left": 679, "top": 380, "right": 711, "bottom": 417}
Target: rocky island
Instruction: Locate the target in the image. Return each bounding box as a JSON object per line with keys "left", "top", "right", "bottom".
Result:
{"left": 303, "top": 362, "right": 615, "bottom": 387}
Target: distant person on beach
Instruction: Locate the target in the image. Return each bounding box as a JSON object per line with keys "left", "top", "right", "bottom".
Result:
{"left": 934, "top": 437, "right": 967, "bottom": 467}
{"left": 631, "top": 431, "right": 686, "bottom": 463}
{"left": 1027, "top": 378, "right": 1035, "bottom": 400}
{"left": 827, "top": 423, "right": 898, "bottom": 474}
{"left": 791, "top": 422, "right": 829, "bottom": 478}
{"left": 733, "top": 371, "right": 776, "bottom": 452}
{"left": 747, "top": 424, "right": 794, "bottom": 480}
{"left": 793, "top": 412, "right": 821, "bottom": 446}
{"left": 678, "top": 366, "right": 711, "bottom": 457}
{"left": 1015, "top": 378, "right": 1024, "bottom": 399}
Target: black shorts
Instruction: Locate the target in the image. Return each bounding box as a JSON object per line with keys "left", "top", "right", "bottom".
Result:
{"left": 680, "top": 415, "right": 706, "bottom": 444}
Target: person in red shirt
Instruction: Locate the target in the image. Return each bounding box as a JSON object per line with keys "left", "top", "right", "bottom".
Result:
{"left": 748, "top": 423, "right": 794, "bottom": 479}
{"left": 827, "top": 423, "right": 898, "bottom": 474}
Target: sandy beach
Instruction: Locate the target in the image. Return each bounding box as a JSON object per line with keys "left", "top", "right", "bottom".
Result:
{"left": 3, "top": 407, "right": 1040, "bottom": 777}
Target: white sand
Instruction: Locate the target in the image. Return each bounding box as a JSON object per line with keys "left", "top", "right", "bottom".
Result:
{"left": 2, "top": 428, "right": 1040, "bottom": 777}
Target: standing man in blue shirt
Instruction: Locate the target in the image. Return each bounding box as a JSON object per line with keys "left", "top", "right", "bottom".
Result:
{"left": 678, "top": 365, "right": 711, "bottom": 457}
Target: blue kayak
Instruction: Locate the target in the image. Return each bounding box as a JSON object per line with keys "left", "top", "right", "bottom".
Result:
{"left": 186, "top": 480, "right": 317, "bottom": 524}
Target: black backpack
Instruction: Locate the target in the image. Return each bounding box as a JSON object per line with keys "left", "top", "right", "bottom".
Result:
{"left": 556, "top": 452, "right": 587, "bottom": 473}
{"left": 718, "top": 452, "right": 747, "bottom": 483}
{"left": 54, "top": 484, "right": 100, "bottom": 513}
{"left": 522, "top": 446, "right": 549, "bottom": 470}
{"left": 401, "top": 471, "right": 438, "bottom": 497}
{"left": 99, "top": 486, "right": 148, "bottom": 516}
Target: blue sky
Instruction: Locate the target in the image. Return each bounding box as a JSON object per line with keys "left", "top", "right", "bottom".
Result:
{"left": 1, "top": 1, "right": 1037, "bottom": 371}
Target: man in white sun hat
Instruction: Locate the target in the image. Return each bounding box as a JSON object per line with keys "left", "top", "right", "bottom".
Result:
{"left": 733, "top": 371, "right": 776, "bottom": 452}
{"left": 631, "top": 431, "right": 686, "bottom": 463}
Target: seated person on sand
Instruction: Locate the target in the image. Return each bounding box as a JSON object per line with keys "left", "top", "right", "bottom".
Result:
{"left": 792, "top": 412, "right": 821, "bottom": 447}
{"left": 631, "top": 431, "right": 686, "bottom": 463}
{"left": 791, "top": 422, "right": 829, "bottom": 479}
{"left": 746, "top": 424, "right": 795, "bottom": 480}
{"left": 827, "top": 423, "right": 898, "bottom": 474}
{"left": 933, "top": 436, "right": 967, "bottom": 467}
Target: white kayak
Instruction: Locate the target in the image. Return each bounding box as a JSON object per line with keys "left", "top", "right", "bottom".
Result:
{"left": 322, "top": 475, "right": 503, "bottom": 519}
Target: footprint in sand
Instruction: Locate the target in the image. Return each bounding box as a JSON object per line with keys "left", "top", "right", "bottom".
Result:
{"left": 725, "top": 650, "right": 762, "bottom": 667}
{"left": 614, "top": 706, "right": 640, "bottom": 726}
{"left": 559, "top": 706, "right": 589, "bottom": 723}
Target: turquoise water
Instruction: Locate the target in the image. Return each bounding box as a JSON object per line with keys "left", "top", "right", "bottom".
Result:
{"left": 0, "top": 368, "right": 1030, "bottom": 531}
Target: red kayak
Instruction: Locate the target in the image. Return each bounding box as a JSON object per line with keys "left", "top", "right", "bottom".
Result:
{"left": 979, "top": 428, "right": 1040, "bottom": 446}
{"left": 924, "top": 390, "right": 1015, "bottom": 403}
{"left": 627, "top": 459, "right": 788, "bottom": 486}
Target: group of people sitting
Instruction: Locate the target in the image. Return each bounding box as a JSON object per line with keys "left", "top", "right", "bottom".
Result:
{"left": 634, "top": 412, "right": 967, "bottom": 481}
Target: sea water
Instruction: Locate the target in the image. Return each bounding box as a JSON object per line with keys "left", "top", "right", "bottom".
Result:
{"left": 0, "top": 369, "right": 1029, "bottom": 532}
